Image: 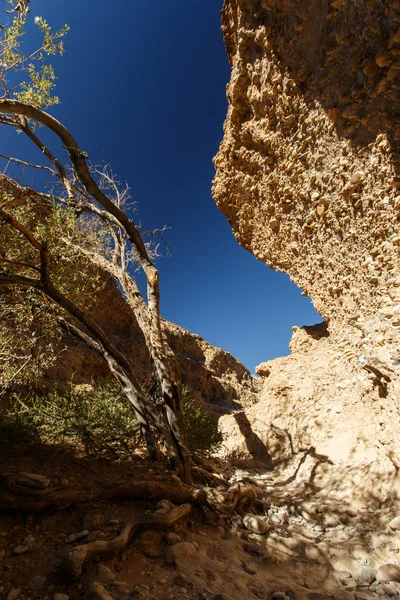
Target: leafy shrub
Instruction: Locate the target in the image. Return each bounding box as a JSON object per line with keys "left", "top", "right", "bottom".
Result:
{"left": 6, "top": 382, "right": 222, "bottom": 455}
{"left": 181, "top": 386, "right": 222, "bottom": 454}
{"left": 8, "top": 381, "right": 139, "bottom": 452}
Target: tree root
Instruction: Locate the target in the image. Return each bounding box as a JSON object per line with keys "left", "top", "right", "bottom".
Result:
{"left": 0, "top": 471, "right": 258, "bottom": 518}
{"left": 61, "top": 503, "right": 192, "bottom": 580}
{"left": 0, "top": 472, "right": 92, "bottom": 512}
{"left": 202, "top": 481, "right": 257, "bottom": 513}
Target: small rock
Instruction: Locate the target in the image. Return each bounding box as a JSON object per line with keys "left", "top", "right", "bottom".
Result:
{"left": 358, "top": 566, "right": 377, "bottom": 584}
{"left": 164, "top": 541, "right": 196, "bottom": 565}
{"left": 269, "top": 514, "right": 282, "bottom": 527}
{"left": 108, "top": 520, "right": 119, "bottom": 526}
{"left": 166, "top": 532, "right": 182, "bottom": 546}
{"left": 339, "top": 572, "right": 352, "bottom": 580}
{"left": 0, "top": 548, "right": 5, "bottom": 560}
{"left": 12, "top": 545, "right": 28, "bottom": 555}
{"left": 377, "top": 565, "right": 400, "bottom": 583}
{"left": 270, "top": 593, "right": 286, "bottom": 600}
{"left": 212, "top": 595, "right": 225, "bottom": 600}
{"left": 231, "top": 516, "right": 244, "bottom": 529}
{"left": 28, "top": 575, "right": 46, "bottom": 591}
{"left": 6, "top": 589, "right": 21, "bottom": 600}
{"left": 84, "top": 582, "right": 114, "bottom": 600}
{"left": 23, "top": 535, "right": 35, "bottom": 547}
{"left": 381, "top": 583, "right": 397, "bottom": 595}
{"left": 346, "top": 508, "right": 358, "bottom": 517}
{"left": 389, "top": 517, "right": 400, "bottom": 531}
{"left": 65, "top": 530, "right": 90, "bottom": 544}
{"left": 111, "top": 581, "right": 130, "bottom": 595}
{"left": 54, "top": 595, "right": 69, "bottom": 600}
{"left": 242, "top": 514, "right": 270, "bottom": 535}
{"left": 324, "top": 515, "right": 340, "bottom": 528}
{"left": 96, "top": 564, "right": 115, "bottom": 584}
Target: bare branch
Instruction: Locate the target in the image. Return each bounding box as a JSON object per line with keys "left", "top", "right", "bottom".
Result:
{"left": 0, "top": 153, "right": 57, "bottom": 175}
{"left": 0, "top": 257, "right": 40, "bottom": 272}
{"left": 0, "top": 206, "right": 42, "bottom": 251}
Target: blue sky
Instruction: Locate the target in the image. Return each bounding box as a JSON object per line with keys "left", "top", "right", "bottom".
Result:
{"left": 1, "top": 1, "right": 321, "bottom": 372}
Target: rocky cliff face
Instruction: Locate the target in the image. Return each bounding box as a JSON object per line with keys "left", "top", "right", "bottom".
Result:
{"left": 213, "top": 0, "right": 400, "bottom": 487}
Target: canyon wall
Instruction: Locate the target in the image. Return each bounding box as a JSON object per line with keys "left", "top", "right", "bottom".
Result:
{"left": 213, "top": 0, "right": 400, "bottom": 485}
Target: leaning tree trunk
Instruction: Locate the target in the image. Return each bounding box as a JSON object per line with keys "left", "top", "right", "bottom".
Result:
{"left": 0, "top": 99, "right": 193, "bottom": 483}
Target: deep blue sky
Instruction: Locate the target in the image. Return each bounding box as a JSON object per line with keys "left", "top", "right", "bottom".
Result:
{"left": 1, "top": 1, "right": 321, "bottom": 372}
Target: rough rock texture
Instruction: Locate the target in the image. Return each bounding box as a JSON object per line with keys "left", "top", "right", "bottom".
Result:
{"left": 214, "top": 0, "right": 400, "bottom": 334}
{"left": 213, "top": 0, "right": 400, "bottom": 491}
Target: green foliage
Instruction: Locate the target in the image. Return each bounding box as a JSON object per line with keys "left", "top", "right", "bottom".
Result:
{"left": 4, "top": 383, "right": 222, "bottom": 456}
{"left": 181, "top": 386, "right": 222, "bottom": 454}
{"left": 8, "top": 381, "right": 140, "bottom": 452}
{"left": 0, "top": 190, "right": 104, "bottom": 390}
{"left": 1, "top": 2, "right": 69, "bottom": 108}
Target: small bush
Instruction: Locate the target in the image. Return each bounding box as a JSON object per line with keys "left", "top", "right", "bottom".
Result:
{"left": 8, "top": 381, "right": 139, "bottom": 452}
{"left": 181, "top": 386, "right": 222, "bottom": 454}
{"left": 6, "top": 382, "right": 222, "bottom": 456}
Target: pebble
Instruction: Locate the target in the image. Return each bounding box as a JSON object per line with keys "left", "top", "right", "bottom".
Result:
{"left": 166, "top": 532, "right": 182, "bottom": 546}
{"left": 381, "top": 583, "right": 398, "bottom": 595}
{"left": 54, "top": 595, "right": 69, "bottom": 600}
{"left": 242, "top": 514, "right": 270, "bottom": 535}
{"left": 325, "top": 515, "right": 340, "bottom": 528}
{"left": 377, "top": 564, "right": 400, "bottom": 583}
{"left": 164, "top": 541, "right": 197, "bottom": 565}
{"left": 271, "top": 593, "right": 286, "bottom": 600}
{"left": 65, "top": 530, "right": 90, "bottom": 544}
{"left": 357, "top": 566, "right": 377, "bottom": 584}
{"left": 23, "top": 535, "right": 35, "bottom": 547}
{"left": 339, "top": 572, "right": 352, "bottom": 580}
{"left": 231, "top": 516, "right": 244, "bottom": 529}
{"left": 96, "top": 564, "right": 115, "bottom": 584}
{"left": 12, "top": 545, "right": 28, "bottom": 555}
{"left": 389, "top": 517, "right": 400, "bottom": 531}
{"left": 28, "top": 575, "right": 46, "bottom": 590}
{"left": 84, "top": 582, "right": 114, "bottom": 600}
{"left": 346, "top": 508, "right": 358, "bottom": 517}
{"left": 269, "top": 514, "right": 282, "bottom": 527}
{"left": 0, "top": 549, "right": 5, "bottom": 560}
{"left": 6, "top": 589, "right": 21, "bottom": 600}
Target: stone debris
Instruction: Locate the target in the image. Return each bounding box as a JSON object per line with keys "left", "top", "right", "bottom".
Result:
{"left": 164, "top": 541, "right": 197, "bottom": 565}
{"left": 65, "top": 530, "right": 90, "bottom": 544}
{"left": 388, "top": 516, "right": 400, "bottom": 531}
{"left": 12, "top": 545, "right": 28, "bottom": 556}
{"left": 242, "top": 514, "right": 270, "bottom": 535}
{"left": 377, "top": 564, "right": 400, "bottom": 583}
{"left": 95, "top": 564, "right": 115, "bottom": 584}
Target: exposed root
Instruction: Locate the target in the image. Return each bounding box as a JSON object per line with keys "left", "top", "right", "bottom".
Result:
{"left": 202, "top": 480, "right": 257, "bottom": 513}
{"left": 0, "top": 471, "right": 258, "bottom": 520}
{"left": 61, "top": 503, "right": 192, "bottom": 580}
{"left": 102, "top": 477, "right": 206, "bottom": 504}
{"left": 0, "top": 472, "right": 91, "bottom": 512}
